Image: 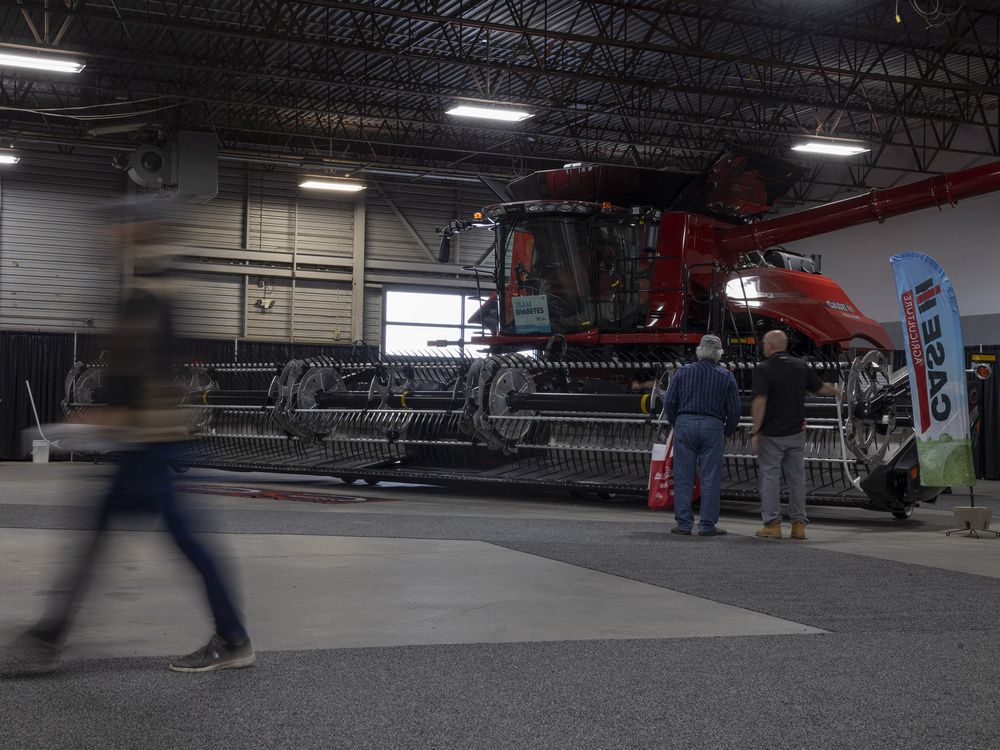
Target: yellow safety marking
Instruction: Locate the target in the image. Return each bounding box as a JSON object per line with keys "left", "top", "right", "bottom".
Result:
{"left": 400, "top": 391, "right": 409, "bottom": 409}
{"left": 203, "top": 390, "right": 209, "bottom": 405}
{"left": 640, "top": 394, "right": 649, "bottom": 414}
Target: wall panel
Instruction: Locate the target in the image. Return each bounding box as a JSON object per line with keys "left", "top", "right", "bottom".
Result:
{"left": 0, "top": 152, "right": 124, "bottom": 332}
{"left": 170, "top": 163, "right": 246, "bottom": 249}
{"left": 1, "top": 151, "right": 495, "bottom": 346}
{"left": 245, "top": 277, "right": 292, "bottom": 339}
{"left": 366, "top": 182, "right": 496, "bottom": 266}
{"left": 173, "top": 272, "right": 243, "bottom": 339}
{"left": 364, "top": 286, "right": 383, "bottom": 346}
{"left": 291, "top": 280, "right": 353, "bottom": 342}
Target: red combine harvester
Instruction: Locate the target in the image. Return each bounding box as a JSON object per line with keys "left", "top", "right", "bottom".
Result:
{"left": 64, "top": 151, "right": 1000, "bottom": 516}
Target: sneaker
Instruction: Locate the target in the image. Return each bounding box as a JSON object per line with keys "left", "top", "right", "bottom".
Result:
{"left": 755, "top": 522, "right": 783, "bottom": 540}
{"left": 699, "top": 527, "right": 728, "bottom": 537}
{"left": 670, "top": 526, "right": 692, "bottom": 535}
{"left": 169, "top": 634, "right": 255, "bottom": 673}
{"left": 0, "top": 630, "right": 62, "bottom": 677}
{"left": 791, "top": 521, "right": 807, "bottom": 540}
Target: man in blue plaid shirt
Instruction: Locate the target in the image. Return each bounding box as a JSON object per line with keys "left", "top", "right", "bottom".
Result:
{"left": 663, "top": 334, "right": 741, "bottom": 536}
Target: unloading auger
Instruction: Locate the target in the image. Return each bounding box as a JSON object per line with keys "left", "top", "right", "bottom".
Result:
{"left": 62, "top": 150, "right": 1000, "bottom": 516}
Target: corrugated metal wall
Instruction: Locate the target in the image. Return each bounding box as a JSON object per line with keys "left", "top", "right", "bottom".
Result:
{"left": 172, "top": 165, "right": 246, "bottom": 249}
{"left": 173, "top": 272, "right": 243, "bottom": 339}
{"left": 364, "top": 287, "right": 383, "bottom": 345}
{"left": 0, "top": 152, "right": 124, "bottom": 332}
{"left": 0, "top": 151, "right": 496, "bottom": 348}
{"left": 366, "top": 181, "right": 496, "bottom": 266}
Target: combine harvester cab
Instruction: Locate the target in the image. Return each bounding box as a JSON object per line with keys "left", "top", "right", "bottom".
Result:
{"left": 63, "top": 152, "right": 1000, "bottom": 516}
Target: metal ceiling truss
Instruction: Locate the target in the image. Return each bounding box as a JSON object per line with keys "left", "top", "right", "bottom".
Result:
{"left": 0, "top": 0, "right": 995, "bottom": 201}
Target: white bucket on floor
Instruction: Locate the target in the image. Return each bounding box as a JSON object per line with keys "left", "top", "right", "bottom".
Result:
{"left": 32, "top": 439, "right": 50, "bottom": 463}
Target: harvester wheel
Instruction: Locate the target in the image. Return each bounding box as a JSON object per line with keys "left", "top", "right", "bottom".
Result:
{"left": 891, "top": 506, "right": 914, "bottom": 520}
{"left": 170, "top": 464, "right": 189, "bottom": 474}
{"left": 365, "top": 479, "right": 380, "bottom": 486}
{"left": 339, "top": 475, "right": 361, "bottom": 484}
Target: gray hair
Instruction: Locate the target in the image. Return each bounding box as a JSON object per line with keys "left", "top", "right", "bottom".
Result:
{"left": 696, "top": 334, "right": 724, "bottom": 363}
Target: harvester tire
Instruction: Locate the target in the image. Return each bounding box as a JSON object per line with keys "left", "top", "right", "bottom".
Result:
{"left": 891, "top": 506, "right": 914, "bottom": 520}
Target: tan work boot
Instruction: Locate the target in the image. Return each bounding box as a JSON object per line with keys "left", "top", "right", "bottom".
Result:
{"left": 790, "top": 521, "right": 806, "bottom": 540}
{"left": 755, "top": 522, "right": 783, "bottom": 539}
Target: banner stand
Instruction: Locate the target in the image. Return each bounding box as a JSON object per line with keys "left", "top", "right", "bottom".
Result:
{"left": 944, "top": 486, "right": 1000, "bottom": 539}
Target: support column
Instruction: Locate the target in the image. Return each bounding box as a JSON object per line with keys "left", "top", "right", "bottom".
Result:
{"left": 351, "top": 197, "right": 366, "bottom": 341}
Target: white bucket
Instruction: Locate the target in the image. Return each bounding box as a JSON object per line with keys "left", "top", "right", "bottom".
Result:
{"left": 32, "top": 439, "right": 50, "bottom": 463}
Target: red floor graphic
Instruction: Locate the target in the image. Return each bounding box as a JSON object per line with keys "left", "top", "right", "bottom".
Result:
{"left": 179, "top": 484, "right": 397, "bottom": 506}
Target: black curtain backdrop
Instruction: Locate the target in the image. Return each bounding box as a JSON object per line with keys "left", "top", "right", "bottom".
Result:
{"left": 0, "top": 332, "right": 78, "bottom": 460}
{"left": 0, "top": 331, "right": 358, "bottom": 460}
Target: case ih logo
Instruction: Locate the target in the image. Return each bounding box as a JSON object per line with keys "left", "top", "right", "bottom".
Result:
{"left": 825, "top": 300, "right": 855, "bottom": 313}
{"left": 900, "top": 277, "right": 951, "bottom": 432}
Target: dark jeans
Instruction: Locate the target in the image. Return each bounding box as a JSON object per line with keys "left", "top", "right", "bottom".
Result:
{"left": 35, "top": 444, "right": 247, "bottom": 645}
{"left": 672, "top": 415, "right": 725, "bottom": 532}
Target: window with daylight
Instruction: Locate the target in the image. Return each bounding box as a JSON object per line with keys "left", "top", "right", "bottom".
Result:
{"left": 382, "top": 289, "right": 490, "bottom": 357}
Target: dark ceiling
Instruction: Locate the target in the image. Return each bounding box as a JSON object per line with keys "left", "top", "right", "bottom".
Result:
{"left": 0, "top": 1, "right": 996, "bottom": 202}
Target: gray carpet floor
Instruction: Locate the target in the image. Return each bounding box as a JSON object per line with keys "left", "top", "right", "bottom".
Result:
{"left": 3, "top": 496, "right": 999, "bottom": 749}
{"left": 4, "top": 634, "right": 997, "bottom": 750}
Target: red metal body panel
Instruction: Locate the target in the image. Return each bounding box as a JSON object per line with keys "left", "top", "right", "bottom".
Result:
{"left": 643, "top": 212, "right": 727, "bottom": 330}
{"left": 725, "top": 268, "right": 891, "bottom": 349}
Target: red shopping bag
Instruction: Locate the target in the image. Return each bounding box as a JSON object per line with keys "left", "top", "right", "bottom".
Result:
{"left": 647, "top": 434, "right": 674, "bottom": 511}
{"left": 647, "top": 432, "right": 700, "bottom": 511}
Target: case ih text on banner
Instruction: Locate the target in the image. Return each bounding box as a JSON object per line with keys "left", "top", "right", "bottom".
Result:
{"left": 889, "top": 251, "right": 975, "bottom": 487}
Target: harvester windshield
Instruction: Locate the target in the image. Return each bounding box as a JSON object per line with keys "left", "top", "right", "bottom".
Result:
{"left": 493, "top": 203, "right": 647, "bottom": 335}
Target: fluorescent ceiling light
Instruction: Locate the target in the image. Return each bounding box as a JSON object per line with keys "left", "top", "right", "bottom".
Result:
{"left": 299, "top": 180, "right": 366, "bottom": 192}
{"left": 445, "top": 105, "right": 533, "bottom": 122}
{"left": 0, "top": 51, "right": 85, "bottom": 73}
{"left": 791, "top": 141, "right": 870, "bottom": 156}
{"left": 0, "top": 151, "right": 20, "bottom": 165}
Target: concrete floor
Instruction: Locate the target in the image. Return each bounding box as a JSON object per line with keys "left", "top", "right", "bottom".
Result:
{"left": 2, "top": 462, "right": 1000, "bottom": 749}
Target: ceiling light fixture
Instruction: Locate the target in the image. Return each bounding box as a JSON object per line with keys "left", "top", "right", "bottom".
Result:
{"left": 791, "top": 140, "right": 870, "bottom": 156}
{"left": 0, "top": 51, "right": 85, "bottom": 73}
{"left": 299, "top": 180, "right": 366, "bottom": 192}
{"left": 0, "top": 150, "right": 21, "bottom": 165}
{"left": 445, "top": 105, "right": 533, "bottom": 122}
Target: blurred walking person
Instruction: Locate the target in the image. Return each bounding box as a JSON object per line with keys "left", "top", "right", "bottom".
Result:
{"left": 3, "top": 198, "right": 253, "bottom": 675}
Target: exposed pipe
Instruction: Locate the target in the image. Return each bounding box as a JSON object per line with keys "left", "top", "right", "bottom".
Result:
{"left": 716, "top": 159, "right": 1000, "bottom": 259}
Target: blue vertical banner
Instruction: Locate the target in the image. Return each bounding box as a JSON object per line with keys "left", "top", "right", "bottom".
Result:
{"left": 889, "top": 252, "right": 975, "bottom": 487}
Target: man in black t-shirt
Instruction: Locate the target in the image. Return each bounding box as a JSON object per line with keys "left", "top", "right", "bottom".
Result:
{"left": 750, "top": 330, "right": 841, "bottom": 540}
